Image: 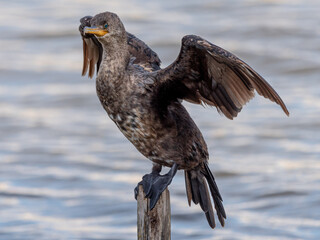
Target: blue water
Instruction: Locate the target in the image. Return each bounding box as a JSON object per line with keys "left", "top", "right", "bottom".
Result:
{"left": 1, "top": 0, "right": 320, "bottom": 239}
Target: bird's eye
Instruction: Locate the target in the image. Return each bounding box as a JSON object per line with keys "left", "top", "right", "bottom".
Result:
{"left": 104, "top": 24, "right": 108, "bottom": 28}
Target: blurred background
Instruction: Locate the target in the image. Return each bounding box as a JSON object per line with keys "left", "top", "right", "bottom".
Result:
{"left": 0, "top": 0, "right": 319, "bottom": 239}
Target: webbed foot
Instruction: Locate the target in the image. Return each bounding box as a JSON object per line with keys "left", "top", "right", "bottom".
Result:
{"left": 134, "top": 163, "right": 178, "bottom": 210}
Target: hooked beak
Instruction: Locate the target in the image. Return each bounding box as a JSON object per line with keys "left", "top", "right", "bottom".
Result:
{"left": 84, "top": 26, "right": 108, "bottom": 37}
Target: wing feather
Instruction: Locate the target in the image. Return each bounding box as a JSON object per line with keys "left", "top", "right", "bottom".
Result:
{"left": 155, "top": 35, "right": 289, "bottom": 119}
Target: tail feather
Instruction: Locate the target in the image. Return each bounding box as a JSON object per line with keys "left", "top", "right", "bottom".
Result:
{"left": 190, "top": 171, "right": 200, "bottom": 205}
{"left": 184, "top": 171, "right": 192, "bottom": 206}
{"left": 203, "top": 163, "right": 226, "bottom": 221}
{"left": 203, "top": 180, "right": 216, "bottom": 229}
{"left": 185, "top": 162, "right": 226, "bottom": 228}
{"left": 203, "top": 163, "right": 223, "bottom": 201}
{"left": 198, "top": 176, "right": 210, "bottom": 212}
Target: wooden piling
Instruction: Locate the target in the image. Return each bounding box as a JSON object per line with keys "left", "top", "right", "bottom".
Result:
{"left": 137, "top": 185, "right": 171, "bottom": 240}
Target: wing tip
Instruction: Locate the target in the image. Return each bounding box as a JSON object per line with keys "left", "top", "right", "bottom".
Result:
{"left": 276, "top": 97, "right": 290, "bottom": 117}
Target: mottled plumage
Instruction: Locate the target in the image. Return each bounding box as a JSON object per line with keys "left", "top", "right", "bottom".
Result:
{"left": 79, "top": 11, "right": 289, "bottom": 229}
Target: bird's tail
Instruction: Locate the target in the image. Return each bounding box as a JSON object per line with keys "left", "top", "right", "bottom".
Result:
{"left": 184, "top": 162, "right": 226, "bottom": 228}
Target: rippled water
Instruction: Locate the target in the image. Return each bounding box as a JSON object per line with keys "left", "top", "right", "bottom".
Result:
{"left": 1, "top": 0, "right": 320, "bottom": 239}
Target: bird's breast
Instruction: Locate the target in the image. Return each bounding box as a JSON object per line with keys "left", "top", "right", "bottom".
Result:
{"left": 95, "top": 72, "right": 175, "bottom": 162}
{"left": 110, "top": 109, "right": 160, "bottom": 157}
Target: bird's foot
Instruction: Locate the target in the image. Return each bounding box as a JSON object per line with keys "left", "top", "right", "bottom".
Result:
{"left": 134, "top": 163, "right": 178, "bottom": 210}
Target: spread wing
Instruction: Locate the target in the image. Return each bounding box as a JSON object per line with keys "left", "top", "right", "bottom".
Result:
{"left": 79, "top": 16, "right": 161, "bottom": 78}
{"left": 155, "top": 35, "right": 289, "bottom": 119}
{"left": 126, "top": 32, "right": 161, "bottom": 71}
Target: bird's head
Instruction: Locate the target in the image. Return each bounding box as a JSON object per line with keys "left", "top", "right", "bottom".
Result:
{"left": 83, "top": 11, "right": 126, "bottom": 46}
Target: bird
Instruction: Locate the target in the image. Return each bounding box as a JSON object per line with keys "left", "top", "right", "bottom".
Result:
{"left": 79, "top": 11, "right": 289, "bottom": 229}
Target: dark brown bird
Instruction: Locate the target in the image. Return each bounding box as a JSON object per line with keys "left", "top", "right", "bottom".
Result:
{"left": 79, "top": 11, "right": 289, "bottom": 229}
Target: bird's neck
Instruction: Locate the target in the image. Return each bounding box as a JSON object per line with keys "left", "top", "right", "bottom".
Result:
{"left": 96, "top": 41, "right": 130, "bottom": 111}
{"left": 98, "top": 42, "right": 130, "bottom": 81}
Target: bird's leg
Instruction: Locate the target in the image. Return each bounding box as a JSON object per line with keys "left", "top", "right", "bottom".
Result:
{"left": 134, "top": 163, "right": 162, "bottom": 201}
{"left": 134, "top": 163, "right": 178, "bottom": 210}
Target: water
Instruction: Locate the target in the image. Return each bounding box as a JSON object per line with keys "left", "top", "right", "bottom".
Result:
{"left": 0, "top": 0, "right": 320, "bottom": 239}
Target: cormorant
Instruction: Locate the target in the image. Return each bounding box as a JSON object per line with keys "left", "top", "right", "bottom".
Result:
{"left": 79, "top": 11, "right": 289, "bottom": 229}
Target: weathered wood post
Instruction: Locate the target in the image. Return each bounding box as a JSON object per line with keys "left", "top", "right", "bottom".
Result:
{"left": 137, "top": 185, "right": 171, "bottom": 240}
